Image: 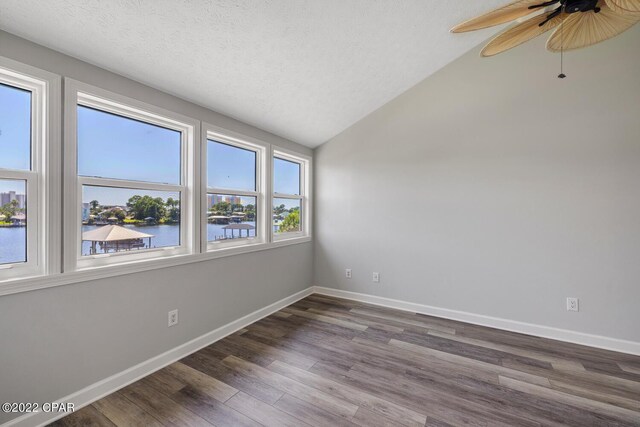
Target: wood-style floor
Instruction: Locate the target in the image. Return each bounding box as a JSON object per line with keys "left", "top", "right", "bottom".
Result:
{"left": 51, "top": 294, "right": 640, "bottom": 427}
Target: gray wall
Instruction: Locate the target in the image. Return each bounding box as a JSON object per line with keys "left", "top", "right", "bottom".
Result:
{"left": 0, "top": 31, "right": 313, "bottom": 424}
{"left": 314, "top": 26, "right": 640, "bottom": 343}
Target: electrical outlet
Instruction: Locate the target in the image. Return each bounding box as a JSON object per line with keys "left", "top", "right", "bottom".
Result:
{"left": 345, "top": 268, "right": 352, "bottom": 279}
{"left": 566, "top": 298, "right": 579, "bottom": 312}
{"left": 168, "top": 309, "right": 179, "bottom": 327}
{"left": 372, "top": 272, "right": 380, "bottom": 283}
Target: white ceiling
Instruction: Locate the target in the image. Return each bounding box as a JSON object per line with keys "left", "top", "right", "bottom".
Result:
{"left": 0, "top": 0, "right": 505, "bottom": 147}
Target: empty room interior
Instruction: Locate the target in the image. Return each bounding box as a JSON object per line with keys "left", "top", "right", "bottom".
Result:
{"left": 1, "top": 1, "right": 639, "bottom": 426}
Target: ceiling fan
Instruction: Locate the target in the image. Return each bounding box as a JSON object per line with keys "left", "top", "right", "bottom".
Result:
{"left": 452, "top": 0, "right": 640, "bottom": 58}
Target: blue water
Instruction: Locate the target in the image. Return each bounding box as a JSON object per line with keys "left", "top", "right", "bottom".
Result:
{"left": 0, "top": 227, "right": 26, "bottom": 265}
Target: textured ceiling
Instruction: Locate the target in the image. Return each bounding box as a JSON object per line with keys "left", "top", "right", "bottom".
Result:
{"left": 0, "top": 0, "right": 505, "bottom": 147}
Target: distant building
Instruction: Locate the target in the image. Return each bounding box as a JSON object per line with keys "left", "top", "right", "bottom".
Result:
{"left": 101, "top": 205, "right": 127, "bottom": 211}
{"left": 16, "top": 194, "right": 25, "bottom": 209}
{"left": 207, "top": 194, "right": 224, "bottom": 208}
{"left": 0, "top": 191, "right": 26, "bottom": 209}
{"left": 1, "top": 191, "right": 15, "bottom": 206}
{"left": 206, "top": 195, "right": 243, "bottom": 208}
{"left": 82, "top": 202, "right": 90, "bottom": 221}
{"left": 225, "top": 196, "right": 241, "bottom": 205}
{"left": 10, "top": 213, "right": 26, "bottom": 225}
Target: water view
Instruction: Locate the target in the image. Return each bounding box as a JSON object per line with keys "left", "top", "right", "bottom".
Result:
{"left": 0, "top": 227, "right": 26, "bottom": 264}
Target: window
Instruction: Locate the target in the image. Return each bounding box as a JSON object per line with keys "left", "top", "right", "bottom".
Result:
{"left": 205, "top": 131, "right": 265, "bottom": 250}
{"left": 0, "top": 83, "right": 31, "bottom": 267}
{"left": 0, "top": 61, "right": 57, "bottom": 282}
{"left": 273, "top": 151, "right": 310, "bottom": 240}
{"left": 64, "top": 82, "right": 196, "bottom": 270}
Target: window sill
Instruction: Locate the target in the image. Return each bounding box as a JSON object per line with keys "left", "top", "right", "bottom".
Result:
{"left": 0, "top": 236, "right": 312, "bottom": 297}
{"left": 271, "top": 235, "right": 312, "bottom": 247}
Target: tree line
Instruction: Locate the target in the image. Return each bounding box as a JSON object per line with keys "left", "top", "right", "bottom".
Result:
{"left": 274, "top": 204, "right": 300, "bottom": 232}
{"left": 86, "top": 197, "right": 300, "bottom": 231}
{"left": 0, "top": 200, "right": 23, "bottom": 223}
{"left": 87, "top": 195, "right": 180, "bottom": 224}
{"left": 210, "top": 201, "right": 256, "bottom": 220}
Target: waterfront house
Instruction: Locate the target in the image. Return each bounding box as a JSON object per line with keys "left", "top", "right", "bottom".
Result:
{"left": 10, "top": 213, "right": 26, "bottom": 226}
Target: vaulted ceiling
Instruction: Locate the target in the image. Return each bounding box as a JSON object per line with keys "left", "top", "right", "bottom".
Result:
{"left": 0, "top": 1, "right": 505, "bottom": 147}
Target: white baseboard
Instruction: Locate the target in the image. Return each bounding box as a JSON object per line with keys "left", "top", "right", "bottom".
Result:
{"left": 3, "top": 286, "right": 315, "bottom": 427}
{"left": 5, "top": 284, "right": 638, "bottom": 427}
{"left": 312, "top": 286, "right": 640, "bottom": 356}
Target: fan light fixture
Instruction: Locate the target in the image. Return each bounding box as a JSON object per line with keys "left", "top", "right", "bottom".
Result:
{"left": 452, "top": 0, "right": 639, "bottom": 76}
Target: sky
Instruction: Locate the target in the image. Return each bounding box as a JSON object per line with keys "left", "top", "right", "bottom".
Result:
{"left": 78, "top": 106, "right": 182, "bottom": 184}
{"left": 208, "top": 140, "right": 256, "bottom": 191}
{"left": 1, "top": 83, "right": 301, "bottom": 209}
{"left": 273, "top": 157, "right": 300, "bottom": 195}
{"left": 0, "top": 83, "right": 31, "bottom": 193}
{"left": 0, "top": 179, "right": 25, "bottom": 197}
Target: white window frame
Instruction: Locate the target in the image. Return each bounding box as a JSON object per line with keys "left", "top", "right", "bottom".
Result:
{"left": 272, "top": 148, "right": 311, "bottom": 242}
{"left": 63, "top": 80, "right": 198, "bottom": 272}
{"left": 202, "top": 124, "right": 268, "bottom": 252}
{"left": 0, "top": 58, "right": 61, "bottom": 282}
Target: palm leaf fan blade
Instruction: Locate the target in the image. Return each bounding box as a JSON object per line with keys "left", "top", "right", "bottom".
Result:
{"left": 546, "top": 3, "right": 640, "bottom": 51}
{"left": 481, "top": 12, "right": 567, "bottom": 56}
{"left": 451, "top": 0, "right": 557, "bottom": 33}
{"left": 605, "top": 0, "right": 640, "bottom": 16}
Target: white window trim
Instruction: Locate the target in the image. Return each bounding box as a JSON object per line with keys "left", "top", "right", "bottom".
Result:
{"left": 63, "top": 79, "right": 199, "bottom": 272}
{"left": 272, "top": 148, "right": 312, "bottom": 243}
{"left": 201, "top": 123, "right": 269, "bottom": 252}
{"left": 0, "top": 58, "right": 61, "bottom": 282}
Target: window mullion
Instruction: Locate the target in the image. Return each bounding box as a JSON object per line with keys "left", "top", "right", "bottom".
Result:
{"left": 273, "top": 193, "right": 303, "bottom": 200}
{"left": 208, "top": 188, "right": 258, "bottom": 198}
{"left": 79, "top": 176, "right": 184, "bottom": 193}
{"left": 0, "top": 169, "right": 36, "bottom": 180}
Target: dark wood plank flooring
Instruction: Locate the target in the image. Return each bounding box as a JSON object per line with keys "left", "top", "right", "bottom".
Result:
{"left": 50, "top": 294, "right": 640, "bottom": 426}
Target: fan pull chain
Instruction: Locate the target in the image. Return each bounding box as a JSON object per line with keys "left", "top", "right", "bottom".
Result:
{"left": 558, "top": 8, "right": 566, "bottom": 79}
